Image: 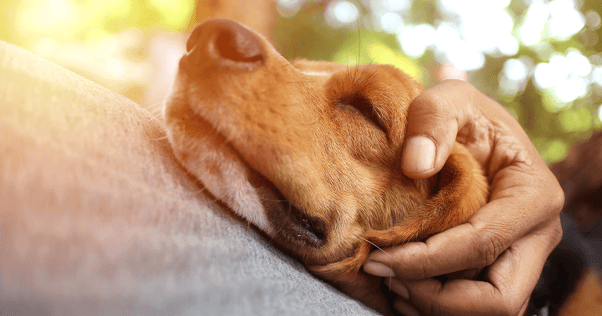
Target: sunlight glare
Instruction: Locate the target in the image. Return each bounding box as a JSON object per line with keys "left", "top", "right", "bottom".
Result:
{"left": 445, "top": 44, "right": 485, "bottom": 71}
{"left": 430, "top": 23, "right": 484, "bottom": 71}
{"left": 498, "top": 35, "right": 519, "bottom": 56}
{"left": 547, "top": 0, "right": 585, "bottom": 40}
{"left": 326, "top": 1, "right": 360, "bottom": 27}
{"left": 104, "top": 58, "right": 128, "bottom": 79}
{"left": 34, "top": 38, "right": 57, "bottom": 58}
{"left": 461, "top": 8, "right": 514, "bottom": 54}
{"left": 503, "top": 58, "right": 527, "bottom": 81}
{"left": 519, "top": 2, "right": 549, "bottom": 45}
{"left": 592, "top": 67, "right": 602, "bottom": 86}
{"left": 549, "top": 54, "right": 571, "bottom": 81}
{"left": 397, "top": 24, "right": 435, "bottom": 59}
{"left": 439, "top": 0, "right": 511, "bottom": 15}
{"left": 534, "top": 62, "right": 555, "bottom": 89}
{"left": 383, "top": 0, "right": 410, "bottom": 12}
{"left": 555, "top": 77, "right": 588, "bottom": 103}
{"left": 566, "top": 49, "right": 592, "bottom": 78}
{"left": 380, "top": 12, "right": 403, "bottom": 34}
{"left": 18, "top": 0, "right": 79, "bottom": 37}
{"left": 435, "top": 0, "right": 515, "bottom": 66}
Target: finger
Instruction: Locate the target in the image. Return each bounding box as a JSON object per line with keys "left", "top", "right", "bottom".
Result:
{"left": 401, "top": 219, "right": 561, "bottom": 316}
{"left": 401, "top": 84, "right": 461, "bottom": 179}
{"left": 366, "top": 189, "right": 563, "bottom": 280}
{"left": 402, "top": 80, "right": 484, "bottom": 179}
{"left": 393, "top": 297, "right": 420, "bottom": 316}
{"left": 402, "top": 80, "right": 530, "bottom": 179}
{"left": 389, "top": 108, "right": 564, "bottom": 279}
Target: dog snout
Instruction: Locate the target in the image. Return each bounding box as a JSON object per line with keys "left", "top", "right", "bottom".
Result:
{"left": 186, "top": 18, "right": 264, "bottom": 66}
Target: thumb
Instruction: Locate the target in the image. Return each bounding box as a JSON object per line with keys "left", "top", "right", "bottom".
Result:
{"left": 402, "top": 79, "right": 472, "bottom": 179}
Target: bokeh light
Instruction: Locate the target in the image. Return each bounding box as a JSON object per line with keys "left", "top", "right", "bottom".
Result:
{"left": 277, "top": 0, "right": 304, "bottom": 17}
{"left": 325, "top": 1, "right": 360, "bottom": 27}
{"left": 397, "top": 24, "right": 435, "bottom": 59}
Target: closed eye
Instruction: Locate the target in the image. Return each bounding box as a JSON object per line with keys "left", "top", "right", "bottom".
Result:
{"left": 337, "top": 94, "right": 386, "bottom": 133}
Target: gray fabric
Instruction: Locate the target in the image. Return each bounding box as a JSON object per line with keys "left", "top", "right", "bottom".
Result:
{"left": 0, "top": 40, "right": 379, "bottom": 316}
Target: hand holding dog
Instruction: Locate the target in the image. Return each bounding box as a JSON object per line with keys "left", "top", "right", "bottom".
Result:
{"left": 364, "top": 79, "right": 564, "bottom": 316}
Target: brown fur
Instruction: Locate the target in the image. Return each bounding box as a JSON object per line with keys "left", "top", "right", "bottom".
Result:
{"left": 164, "top": 19, "right": 489, "bottom": 314}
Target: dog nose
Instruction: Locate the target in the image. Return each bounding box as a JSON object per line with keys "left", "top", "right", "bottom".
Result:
{"left": 187, "top": 19, "right": 264, "bottom": 64}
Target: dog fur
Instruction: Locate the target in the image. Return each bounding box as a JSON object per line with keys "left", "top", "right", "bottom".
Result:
{"left": 163, "top": 19, "right": 489, "bottom": 314}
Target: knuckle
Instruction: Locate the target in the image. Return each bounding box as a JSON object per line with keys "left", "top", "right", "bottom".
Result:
{"left": 410, "top": 95, "right": 452, "bottom": 126}
{"left": 540, "top": 174, "right": 565, "bottom": 216}
{"left": 550, "top": 218, "right": 563, "bottom": 247}
{"left": 549, "top": 188, "right": 565, "bottom": 214}
{"left": 475, "top": 230, "right": 507, "bottom": 267}
{"left": 392, "top": 243, "right": 431, "bottom": 279}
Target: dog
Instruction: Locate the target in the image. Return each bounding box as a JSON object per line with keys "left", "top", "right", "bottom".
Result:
{"left": 163, "top": 18, "right": 489, "bottom": 314}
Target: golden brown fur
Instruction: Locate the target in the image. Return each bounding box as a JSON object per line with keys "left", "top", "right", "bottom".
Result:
{"left": 164, "top": 19, "right": 489, "bottom": 314}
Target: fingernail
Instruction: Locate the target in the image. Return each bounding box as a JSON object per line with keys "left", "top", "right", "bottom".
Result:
{"left": 363, "top": 261, "right": 395, "bottom": 277}
{"left": 388, "top": 279, "right": 410, "bottom": 300}
{"left": 403, "top": 136, "right": 435, "bottom": 173}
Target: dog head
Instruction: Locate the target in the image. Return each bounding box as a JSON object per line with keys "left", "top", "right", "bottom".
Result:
{"left": 164, "top": 18, "right": 488, "bottom": 314}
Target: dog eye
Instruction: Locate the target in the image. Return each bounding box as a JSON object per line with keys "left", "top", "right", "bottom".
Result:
{"left": 337, "top": 94, "right": 386, "bottom": 132}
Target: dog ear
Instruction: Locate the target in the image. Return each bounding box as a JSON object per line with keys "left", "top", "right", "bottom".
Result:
{"left": 364, "top": 142, "right": 488, "bottom": 248}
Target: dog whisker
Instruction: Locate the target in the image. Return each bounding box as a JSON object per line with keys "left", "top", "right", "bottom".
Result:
{"left": 355, "top": 234, "right": 394, "bottom": 285}
{"left": 355, "top": 234, "right": 391, "bottom": 259}
{"left": 148, "top": 112, "right": 164, "bottom": 123}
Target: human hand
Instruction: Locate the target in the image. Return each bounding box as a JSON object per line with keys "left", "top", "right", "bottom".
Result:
{"left": 363, "top": 79, "right": 564, "bottom": 316}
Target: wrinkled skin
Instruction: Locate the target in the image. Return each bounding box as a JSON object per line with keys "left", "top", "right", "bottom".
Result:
{"left": 364, "top": 79, "right": 565, "bottom": 316}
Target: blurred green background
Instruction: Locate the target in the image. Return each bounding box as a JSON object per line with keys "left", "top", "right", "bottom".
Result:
{"left": 1, "top": 0, "right": 601, "bottom": 164}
